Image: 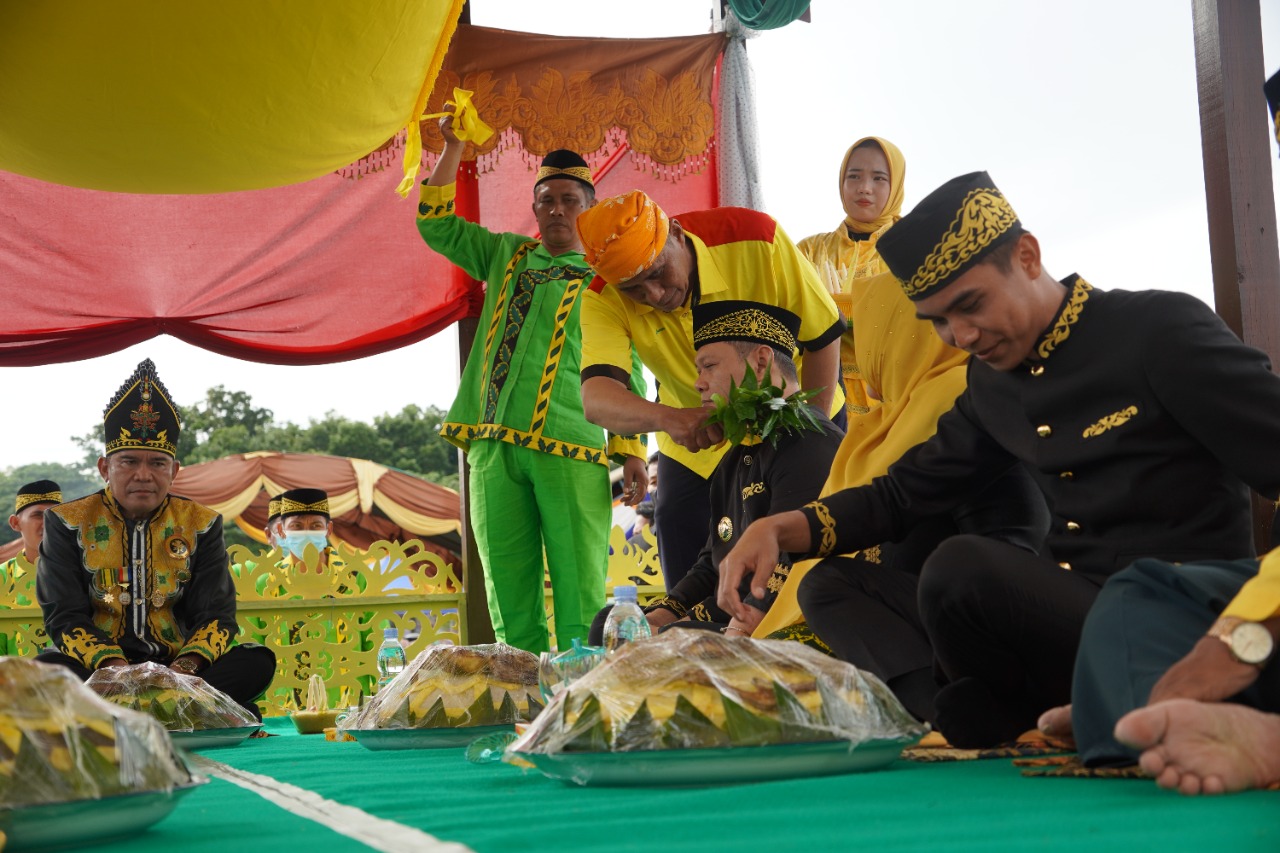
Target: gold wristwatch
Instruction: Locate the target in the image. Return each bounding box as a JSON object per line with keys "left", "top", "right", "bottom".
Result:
{"left": 1207, "top": 617, "right": 1275, "bottom": 667}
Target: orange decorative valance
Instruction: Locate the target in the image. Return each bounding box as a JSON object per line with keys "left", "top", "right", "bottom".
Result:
{"left": 354, "top": 25, "right": 724, "bottom": 184}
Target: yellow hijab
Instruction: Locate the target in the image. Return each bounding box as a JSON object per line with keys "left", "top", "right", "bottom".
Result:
{"left": 841, "top": 137, "right": 906, "bottom": 235}
{"left": 753, "top": 272, "right": 968, "bottom": 638}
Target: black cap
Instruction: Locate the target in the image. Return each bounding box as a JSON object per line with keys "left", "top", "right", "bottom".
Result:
{"left": 692, "top": 300, "right": 800, "bottom": 355}
{"left": 15, "top": 480, "right": 61, "bottom": 514}
{"left": 277, "top": 488, "right": 330, "bottom": 520}
{"left": 877, "top": 171, "right": 1022, "bottom": 302}
{"left": 535, "top": 149, "right": 593, "bottom": 191}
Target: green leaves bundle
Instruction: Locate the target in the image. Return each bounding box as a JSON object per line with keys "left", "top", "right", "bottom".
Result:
{"left": 705, "top": 365, "right": 823, "bottom": 447}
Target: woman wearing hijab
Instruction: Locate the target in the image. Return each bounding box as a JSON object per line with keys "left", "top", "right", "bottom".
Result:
{"left": 798, "top": 136, "right": 906, "bottom": 415}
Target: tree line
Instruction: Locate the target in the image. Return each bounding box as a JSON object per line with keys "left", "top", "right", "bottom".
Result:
{"left": 0, "top": 386, "right": 460, "bottom": 548}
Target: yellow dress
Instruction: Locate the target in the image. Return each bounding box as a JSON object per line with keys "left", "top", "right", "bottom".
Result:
{"left": 754, "top": 272, "right": 969, "bottom": 638}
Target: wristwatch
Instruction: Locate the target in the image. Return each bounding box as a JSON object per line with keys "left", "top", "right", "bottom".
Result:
{"left": 1207, "top": 617, "right": 1275, "bottom": 667}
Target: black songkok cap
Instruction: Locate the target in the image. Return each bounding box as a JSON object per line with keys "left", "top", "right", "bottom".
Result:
{"left": 877, "top": 171, "right": 1022, "bottom": 302}
{"left": 15, "top": 480, "right": 61, "bottom": 514}
{"left": 267, "top": 493, "right": 285, "bottom": 523}
{"left": 103, "top": 359, "right": 181, "bottom": 458}
{"left": 278, "top": 488, "right": 330, "bottom": 520}
{"left": 692, "top": 300, "right": 800, "bottom": 355}
{"left": 535, "top": 149, "right": 594, "bottom": 191}
{"left": 1266, "top": 69, "right": 1280, "bottom": 150}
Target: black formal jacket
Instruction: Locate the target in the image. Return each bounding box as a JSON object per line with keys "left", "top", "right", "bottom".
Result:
{"left": 800, "top": 276, "right": 1280, "bottom": 577}
{"left": 37, "top": 489, "right": 237, "bottom": 669}
{"left": 650, "top": 408, "right": 845, "bottom": 623}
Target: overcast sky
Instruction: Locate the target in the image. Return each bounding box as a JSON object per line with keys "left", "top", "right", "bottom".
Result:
{"left": 3, "top": 0, "right": 1278, "bottom": 467}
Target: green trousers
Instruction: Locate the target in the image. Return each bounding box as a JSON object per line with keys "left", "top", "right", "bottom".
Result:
{"left": 468, "top": 439, "right": 610, "bottom": 654}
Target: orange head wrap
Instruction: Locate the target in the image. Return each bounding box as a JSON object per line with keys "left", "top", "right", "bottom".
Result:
{"left": 575, "top": 190, "right": 670, "bottom": 285}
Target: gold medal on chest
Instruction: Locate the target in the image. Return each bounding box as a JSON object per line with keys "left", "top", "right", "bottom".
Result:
{"left": 167, "top": 536, "right": 190, "bottom": 559}
{"left": 119, "top": 591, "right": 132, "bottom": 606}
{"left": 151, "top": 591, "right": 167, "bottom": 609}
{"left": 717, "top": 516, "right": 733, "bottom": 541}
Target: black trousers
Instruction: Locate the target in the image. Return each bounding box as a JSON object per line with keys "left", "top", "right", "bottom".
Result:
{"left": 652, "top": 454, "right": 710, "bottom": 590}
{"left": 800, "top": 465, "right": 1049, "bottom": 726}
{"left": 35, "top": 644, "right": 277, "bottom": 720}
{"left": 1072, "top": 556, "right": 1280, "bottom": 766}
{"left": 919, "top": 535, "right": 1105, "bottom": 747}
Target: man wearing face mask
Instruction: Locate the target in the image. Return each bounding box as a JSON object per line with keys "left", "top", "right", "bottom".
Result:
{"left": 275, "top": 488, "right": 335, "bottom": 567}
{"left": 34, "top": 360, "right": 276, "bottom": 718}
{"left": 416, "top": 115, "right": 644, "bottom": 655}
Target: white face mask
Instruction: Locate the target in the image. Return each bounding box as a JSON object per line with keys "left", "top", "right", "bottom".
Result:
{"left": 281, "top": 531, "right": 328, "bottom": 560}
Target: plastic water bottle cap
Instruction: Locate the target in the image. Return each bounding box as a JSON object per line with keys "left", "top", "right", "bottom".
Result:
{"left": 383, "top": 627, "right": 398, "bottom": 640}
{"left": 613, "top": 585, "right": 638, "bottom": 603}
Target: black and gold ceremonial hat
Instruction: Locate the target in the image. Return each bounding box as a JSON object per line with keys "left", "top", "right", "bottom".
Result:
{"left": 877, "top": 171, "right": 1022, "bottom": 302}
{"left": 14, "top": 480, "right": 61, "bottom": 514}
{"left": 1266, "top": 69, "right": 1280, "bottom": 149}
{"left": 104, "top": 359, "right": 181, "bottom": 458}
{"left": 278, "top": 488, "right": 330, "bottom": 520}
{"left": 267, "top": 493, "right": 285, "bottom": 523}
{"left": 692, "top": 300, "right": 800, "bottom": 355}
{"left": 535, "top": 149, "right": 593, "bottom": 191}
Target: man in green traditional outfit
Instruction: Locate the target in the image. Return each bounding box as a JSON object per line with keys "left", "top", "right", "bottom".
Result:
{"left": 1, "top": 480, "right": 61, "bottom": 609}
{"left": 417, "top": 115, "right": 642, "bottom": 654}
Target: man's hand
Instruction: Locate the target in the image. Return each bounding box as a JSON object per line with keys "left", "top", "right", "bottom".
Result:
{"left": 1147, "top": 636, "right": 1260, "bottom": 705}
{"left": 717, "top": 518, "right": 785, "bottom": 621}
{"left": 438, "top": 114, "right": 462, "bottom": 146}
{"left": 646, "top": 608, "right": 679, "bottom": 631}
{"left": 724, "top": 605, "right": 765, "bottom": 638}
{"left": 619, "top": 455, "right": 648, "bottom": 506}
{"left": 170, "top": 653, "right": 205, "bottom": 679}
{"left": 662, "top": 407, "right": 723, "bottom": 453}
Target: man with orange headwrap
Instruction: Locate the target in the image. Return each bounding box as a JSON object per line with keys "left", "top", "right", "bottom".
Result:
{"left": 575, "top": 191, "right": 845, "bottom": 590}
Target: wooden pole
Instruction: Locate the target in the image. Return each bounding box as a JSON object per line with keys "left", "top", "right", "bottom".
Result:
{"left": 1192, "top": 0, "right": 1280, "bottom": 551}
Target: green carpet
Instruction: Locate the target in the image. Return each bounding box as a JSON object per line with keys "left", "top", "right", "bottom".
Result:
{"left": 41, "top": 719, "right": 1280, "bottom": 852}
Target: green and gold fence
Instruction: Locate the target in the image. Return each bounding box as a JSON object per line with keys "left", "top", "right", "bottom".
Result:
{"left": 0, "top": 525, "right": 664, "bottom": 717}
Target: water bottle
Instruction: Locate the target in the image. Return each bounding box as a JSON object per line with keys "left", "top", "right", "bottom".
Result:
{"left": 376, "top": 627, "right": 407, "bottom": 688}
{"left": 602, "top": 585, "right": 651, "bottom": 654}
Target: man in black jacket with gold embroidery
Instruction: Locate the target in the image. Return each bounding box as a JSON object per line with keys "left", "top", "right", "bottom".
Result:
{"left": 589, "top": 300, "right": 844, "bottom": 643}
{"left": 36, "top": 359, "right": 275, "bottom": 717}
{"left": 719, "top": 171, "right": 1280, "bottom": 748}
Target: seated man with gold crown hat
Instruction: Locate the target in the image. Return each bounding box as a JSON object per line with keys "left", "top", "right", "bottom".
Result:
{"left": 35, "top": 360, "right": 276, "bottom": 718}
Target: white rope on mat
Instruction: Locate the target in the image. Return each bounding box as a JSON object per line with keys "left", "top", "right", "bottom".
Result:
{"left": 190, "top": 755, "right": 475, "bottom": 853}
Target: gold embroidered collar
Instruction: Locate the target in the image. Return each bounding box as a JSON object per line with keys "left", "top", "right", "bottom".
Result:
{"left": 1034, "top": 276, "right": 1093, "bottom": 361}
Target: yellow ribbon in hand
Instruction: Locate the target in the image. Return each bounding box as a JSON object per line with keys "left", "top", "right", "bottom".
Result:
{"left": 421, "top": 88, "right": 494, "bottom": 145}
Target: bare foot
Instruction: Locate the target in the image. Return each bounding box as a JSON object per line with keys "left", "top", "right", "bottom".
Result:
{"left": 1037, "top": 704, "right": 1076, "bottom": 747}
{"left": 1114, "top": 699, "right": 1280, "bottom": 795}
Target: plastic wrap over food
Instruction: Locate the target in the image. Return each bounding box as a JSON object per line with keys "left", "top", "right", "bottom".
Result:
{"left": 339, "top": 644, "right": 542, "bottom": 732}
{"left": 86, "top": 661, "right": 258, "bottom": 731}
{"left": 509, "top": 631, "right": 928, "bottom": 754}
{"left": 0, "top": 657, "right": 194, "bottom": 808}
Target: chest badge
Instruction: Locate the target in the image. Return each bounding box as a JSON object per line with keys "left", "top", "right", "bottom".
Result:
{"left": 167, "top": 536, "right": 190, "bottom": 559}
{"left": 151, "top": 591, "right": 167, "bottom": 609}
{"left": 717, "top": 517, "right": 733, "bottom": 541}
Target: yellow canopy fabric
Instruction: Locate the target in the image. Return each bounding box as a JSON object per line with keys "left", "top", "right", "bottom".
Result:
{"left": 0, "top": 0, "right": 464, "bottom": 193}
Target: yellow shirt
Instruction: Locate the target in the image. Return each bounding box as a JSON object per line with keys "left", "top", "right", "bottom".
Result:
{"left": 581, "top": 208, "right": 845, "bottom": 478}
{"left": 1222, "top": 545, "right": 1280, "bottom": 621}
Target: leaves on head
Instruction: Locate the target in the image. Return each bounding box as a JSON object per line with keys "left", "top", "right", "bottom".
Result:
{"left": 705, "top": 362, "right": 823, "bottom": 448}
